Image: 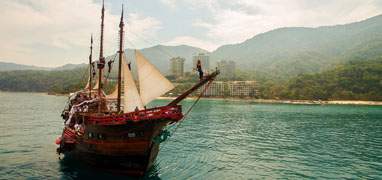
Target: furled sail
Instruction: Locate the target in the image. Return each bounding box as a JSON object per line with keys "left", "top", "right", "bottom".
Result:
{"left": 135, "top": 50, "right": 174, "bottom": 105}
{"left": 123, "top": 55, "right": 144, "bottom": 112}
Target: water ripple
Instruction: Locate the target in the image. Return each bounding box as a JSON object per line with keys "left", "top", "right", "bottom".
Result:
{"left": 0, "top": 93, "right": 382, "bottom": 179}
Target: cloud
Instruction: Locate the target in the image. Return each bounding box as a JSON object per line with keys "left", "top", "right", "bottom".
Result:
{"left": 2, "top": 0, "right": 382, "bottom": 66}
{"left": 0, "top": 0, "right": 162, "bottom": 67}
{"left": 162, "top": 0, "right": 382, "bottom": 48}
{"left": 160, "top": 0, "right": 177, "bottom": 9}
{"left": 125, "top": 13, "right": 162, "bottom": 48}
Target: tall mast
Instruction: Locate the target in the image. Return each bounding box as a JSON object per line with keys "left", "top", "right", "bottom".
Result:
{"left": 97, "top": 0, "right": 106, "bottom": 112}
{"left": 99, "top": 0, "right": 105, "bottom": 60}
{"left": 117, "top": 5, "right": 124, "bottom": 112}
{"left": 88, "top": 34, "right": 93, "bottom": 97}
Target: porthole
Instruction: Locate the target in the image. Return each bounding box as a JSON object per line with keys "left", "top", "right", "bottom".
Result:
{"left": 128, "top": 132, "right": 136, "bottom": 138}
{"left": 88, "top": 132, "right": 93, "bottom": 138}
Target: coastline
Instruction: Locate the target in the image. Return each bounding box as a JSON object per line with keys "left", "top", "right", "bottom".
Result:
{"left": 157, "top": 96, "right": 382, "bottom": 106}
{"left": 1, "top": 91, "right": 379, "bottom": 106}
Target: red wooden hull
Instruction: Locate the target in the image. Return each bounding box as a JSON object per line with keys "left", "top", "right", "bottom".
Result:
{"left": 58, "top": 106, "right": 183, "bottom": 176}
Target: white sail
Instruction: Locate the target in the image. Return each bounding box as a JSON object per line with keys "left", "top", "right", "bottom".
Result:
{"left": 84, "top": 76, "right": 90, "bottom": 90}
{"left": 135, "top": 50, "right": 174, "bottom": 105}
{"left": 106, "top": 84, "right": 118, "bottom": 99}
{"left": 84, "top": 66, "right": 91, "bottom": 90}
{"left": 123, "top": 55, "right": 144, "bottom": 112}
{"left": 93, "top": 78, "right": 99, "bottom": 89}
{"left": 92, "top": 71, "right": 104, "bottom": 90}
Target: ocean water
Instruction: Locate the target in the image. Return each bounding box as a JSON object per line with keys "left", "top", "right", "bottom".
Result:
{"left": 0, "top": 92, "right": 381, "bottom": 179}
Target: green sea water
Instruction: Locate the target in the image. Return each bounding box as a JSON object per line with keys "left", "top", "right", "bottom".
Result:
{"left": 0, "top": 92, "right": 381, "bottom": 179}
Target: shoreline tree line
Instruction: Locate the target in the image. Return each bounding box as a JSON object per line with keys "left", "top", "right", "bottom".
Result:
{"left": 0, "top": 58, "right": 381, "bottom": 101}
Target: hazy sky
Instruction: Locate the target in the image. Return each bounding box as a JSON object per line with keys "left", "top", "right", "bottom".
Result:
{"left": 1, "top": 0, "right": 382, "bottom": 67}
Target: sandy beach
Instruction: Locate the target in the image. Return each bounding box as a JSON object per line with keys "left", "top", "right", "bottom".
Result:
{"left": 41, "top": 93, "right": 382, "bottom": 106}
{"left": 157, "top": 96, "right": 382, "bottom": 106}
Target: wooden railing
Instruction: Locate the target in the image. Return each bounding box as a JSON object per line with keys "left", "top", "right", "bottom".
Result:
{"left": 85, "top": 105, "right": 183, "bottom": 125}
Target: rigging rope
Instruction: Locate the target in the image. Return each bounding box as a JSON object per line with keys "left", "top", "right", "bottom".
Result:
{"left": 105, "top": 54, "right": 118, "bottom": 79}
{"left": 154, "top": 79, "right": 214, "bottom": 144}
{"left": 103, "top": 54, "right": 118, "bottom": 87}
{"left": 80, "top": 65, "right": 90, "bottom": 88}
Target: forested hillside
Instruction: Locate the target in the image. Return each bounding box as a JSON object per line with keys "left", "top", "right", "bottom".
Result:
{"left": 0, "top": 68, "right": 88, "bottom": 94}
{"left": 0, "top": 58, "right": 380, "bottom": 101}
{"left": 260, "top": 59, "right": 382, "bottom": 101}
{"left": 211, "top": 15, "right": 382, "bottom": 78}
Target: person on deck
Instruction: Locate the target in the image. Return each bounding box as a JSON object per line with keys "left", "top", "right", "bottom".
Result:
{"left": 196, "top": 60, "right": 203, "bottom": 80}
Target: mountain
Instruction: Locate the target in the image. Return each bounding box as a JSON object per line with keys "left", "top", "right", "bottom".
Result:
{"left": 4, "top": 14, "right": 382, "bottom": 77}
{"left": 0, "top": 68, "right": 87, "bottom": 93}
{"left": 123, "top": 45, "right": 208, "bottom": 74}
{"left": 0, "top": 62, "right": 86, "bottom": 72}
{"left": 0, "top": 45, "right": 207, "bottom": 93}
{"left": 0, "top": 62, "right": 50, "bottom": 71}
{"left": 261, "top": 58, "right": 382, "bottom": 101}
{"left": 1, "top": 45, "right": 206, "bottom": 74}
{"left": 52, "top": 63, "right": 87, "bottom": 71}
{"left": 211, "top": 14, "right": 382, "bottom": 78}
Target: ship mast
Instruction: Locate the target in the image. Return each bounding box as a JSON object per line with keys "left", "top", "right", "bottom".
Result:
{"left": 88, "top": 34, "right": 93, "bottom": 97}
{"left": 117, "top": 5, "right": 124, "bottom": 112}
{"left": 97, "top": 0, "right": 105, "bottom": 112}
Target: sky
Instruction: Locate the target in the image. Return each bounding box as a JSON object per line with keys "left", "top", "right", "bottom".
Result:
{"left": 1, "top": 0, "right": 382, "bottom": 67}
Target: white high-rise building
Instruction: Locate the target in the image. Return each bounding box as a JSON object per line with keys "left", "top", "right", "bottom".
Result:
{"left": 169, "top": 57, "right": 185, "bottom": 78}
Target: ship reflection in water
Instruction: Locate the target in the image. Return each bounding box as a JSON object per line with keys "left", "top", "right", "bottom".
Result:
{"left": 58, "top": 156, "right": 161, "bottom": 179}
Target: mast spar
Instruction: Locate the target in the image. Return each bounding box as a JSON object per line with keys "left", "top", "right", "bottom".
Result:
{"left": 88, "top": 34, "right": 93, "bottom": 97}
{"left": 97, "top": 0, "right": 105, "bottom": 112}
{"left": 117, "top": 5, "right": 124, "bottom": 112}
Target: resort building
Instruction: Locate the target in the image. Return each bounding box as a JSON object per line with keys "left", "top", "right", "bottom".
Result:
{"left": 203, "top": 81, "right": 226, "bottom": 96}
{"left": 227, "top": 81, "right": 257, "bottom": 97}
{"left": 169, "top": 57, "right": 185, "bottom": 78}
{"left": 198, "top": 81, "right": 258, "bottom": 97}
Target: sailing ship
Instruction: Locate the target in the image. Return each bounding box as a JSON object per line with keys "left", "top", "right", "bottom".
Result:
{"left": 56, "top": 2, "right": 219, "bottom": 176}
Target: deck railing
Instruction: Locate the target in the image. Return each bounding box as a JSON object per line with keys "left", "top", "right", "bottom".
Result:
{"left": 85, "top": 105, "right": 183, "bottom": 125}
